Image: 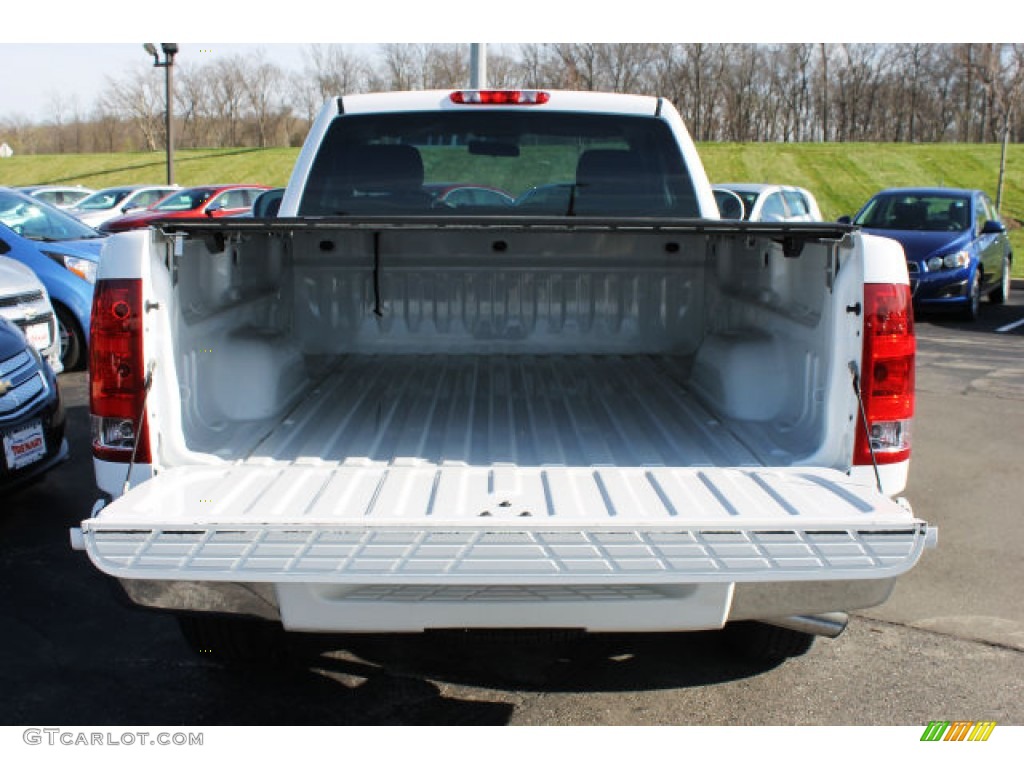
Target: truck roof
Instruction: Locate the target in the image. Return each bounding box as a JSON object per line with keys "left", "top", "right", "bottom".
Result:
{"left": 336, "top": 89, "right": 663, "bottom": 117}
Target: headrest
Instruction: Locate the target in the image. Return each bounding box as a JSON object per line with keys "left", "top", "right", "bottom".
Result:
{"left": 343, "top": 144, "right": 424, "bottom": 193}
{"left": 575, "top": 149, "right": 644, "bottom": 186}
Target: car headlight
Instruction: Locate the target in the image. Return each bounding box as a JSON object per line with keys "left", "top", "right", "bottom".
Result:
{"left": 926, "top": 250, "right": 970, "bottom": 272}
{"left": 42, "top": 251, "right": 97, "bottom": 284}
{"left": 943, "top": 250, "right": 970, "bottom": 270}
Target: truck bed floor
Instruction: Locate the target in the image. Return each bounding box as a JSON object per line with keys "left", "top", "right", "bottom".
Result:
{"left": 242, "top": 354, "right": 763, "bottom": 468}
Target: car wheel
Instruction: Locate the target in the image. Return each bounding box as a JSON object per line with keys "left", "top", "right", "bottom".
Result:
{"left": 177, "top": 615, "right": 289, "bottom": 666}
{"left": 989, "top": 255, "right": 1011, "bottom": 305}
{"left": 722, "top": 621, "right": 816, "bottom": 661}
{"left": 54, "top": 304, "right": 85, "bottom": 371}
{"left": 962, "top": 270, "right": 982, "bottom": 321}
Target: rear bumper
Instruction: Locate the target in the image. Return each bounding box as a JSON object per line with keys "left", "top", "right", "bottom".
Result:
{"left": 110, "top": 574, "right": 895, "bottom": 634}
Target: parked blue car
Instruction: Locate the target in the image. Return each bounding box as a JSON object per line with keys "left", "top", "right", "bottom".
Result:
{"left": 0, "top": 188, "right": 105, "bottom": 369}
{"left": 845, "top": 187, "right": 1013, "bottom": 321}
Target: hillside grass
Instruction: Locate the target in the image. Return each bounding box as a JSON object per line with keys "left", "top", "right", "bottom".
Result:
{"left": 2, "top": 142, "right": 1021, "bottom": 275}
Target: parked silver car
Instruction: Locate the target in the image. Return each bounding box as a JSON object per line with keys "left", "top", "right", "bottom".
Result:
{"left": 0, "top": 254, "right": 62, "bottom": 374}
{"left": 68, "top": 185, "right": 178, "bottom": 228}
{"left": 17, "top": 185, "right": 95, "bottom": 210}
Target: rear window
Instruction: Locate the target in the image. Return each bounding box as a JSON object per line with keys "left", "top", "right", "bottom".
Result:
{"left": 299, "top": 111, "right": 698, "bottom": 217}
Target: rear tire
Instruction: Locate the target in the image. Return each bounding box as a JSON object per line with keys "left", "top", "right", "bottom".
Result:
{"left": 989, "top": 256, "right": 1011, "bottom": 304}
{"left": 177, "top": 615, "right": 288, "bottom": 666}
{"left": 723, "top": 621, "right": 816, "bottom": 661}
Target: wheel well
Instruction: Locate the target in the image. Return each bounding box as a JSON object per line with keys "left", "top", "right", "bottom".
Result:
{"left": 51, "top": 300, "right": 84, "bottom": 335}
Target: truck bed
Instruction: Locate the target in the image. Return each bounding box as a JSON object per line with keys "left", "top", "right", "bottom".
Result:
{"left": 238, "top": 354, "right": 763, "bottom": 468}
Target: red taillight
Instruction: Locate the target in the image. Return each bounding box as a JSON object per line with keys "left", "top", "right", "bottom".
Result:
{"left": 854, "top": 283, "right": 915, "bottom": 466}
{"left": 450, "top": 90, "right": 550, "bottom": 105}
{"left": 89, "top": 278, "right": 150, "bottom": 463}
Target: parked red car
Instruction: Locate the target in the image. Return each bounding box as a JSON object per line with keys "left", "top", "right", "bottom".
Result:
{"left": 98, "top": 184, "right": 270, "bottom": 233}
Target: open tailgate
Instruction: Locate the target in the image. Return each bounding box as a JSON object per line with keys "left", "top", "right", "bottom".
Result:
{"left": 77, "top": 464, "right": 934, "bottom": 586}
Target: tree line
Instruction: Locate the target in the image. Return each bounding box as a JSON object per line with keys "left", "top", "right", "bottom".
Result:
{"left": 4, "top": 43, "right": 1024, "bottom": 155}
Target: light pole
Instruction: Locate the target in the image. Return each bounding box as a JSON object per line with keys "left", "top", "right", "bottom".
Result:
{"left": 470, "top": 44, "right": 487, "bottom": 89}
{"left": 144, "top": 43, "right": 178, "bottom": 185}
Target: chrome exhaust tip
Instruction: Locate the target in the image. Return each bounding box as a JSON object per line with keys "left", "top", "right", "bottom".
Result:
{"left": 762, "top": 611, "right": 849, "bottom": 638}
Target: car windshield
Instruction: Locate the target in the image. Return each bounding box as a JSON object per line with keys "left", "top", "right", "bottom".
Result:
{"left": 299, "top": 110, "right": 699, "bottom": 217}
{"left": 73, "top": 188, "right": 134, "bottom": 211}
{"left": 854, "top": 193, "right": 972, "bottom": 232}
{"left": 723, "top": 190, "right": 760, "bottom": 219}
{"left": 0, "top": 189, "right": 104, "bottom": 241}
{"left": 153, "top": 189, "right": 215, "bottom": 212}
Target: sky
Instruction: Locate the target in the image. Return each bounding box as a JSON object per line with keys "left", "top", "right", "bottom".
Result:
{"left": 0, "top": 43, "right": 323, "bottom": 121}
{"left": 1, "top": 1, "right": 1018, "bottom": 122}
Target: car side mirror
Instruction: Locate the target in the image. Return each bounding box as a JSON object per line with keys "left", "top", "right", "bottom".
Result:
{"left": 205, "top": 204, "right": 223, "bottom": 217}
{"left": 121, "top": 203, "right": 140, "bottom": 213}
{"left": 981, "top": 219, "right": 1006, "bottom": 235}
{"left": 837, "top": 215, "right": 852, "bottom": 225}
{"left": 0, "top": 237, "right": 9, "bottom": 254}
{"left": 712, "top": 189, "right": 745, "bottom": 220}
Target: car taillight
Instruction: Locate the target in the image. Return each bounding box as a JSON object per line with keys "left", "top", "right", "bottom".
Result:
{"left": 89, "top": 278, "right": 150, "bottom": 463}
{"left": 450, "top": 90, "right": 550, "bottom": 105}
{"left": 854, "top": 283, "right": 915, "bottom": 466}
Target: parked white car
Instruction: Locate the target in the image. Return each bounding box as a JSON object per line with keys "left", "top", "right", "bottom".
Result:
{"left": 68, "top": 185, "right": 178, "bottom": 228}
{"left": 712, "top": 183, "right": 823, "bottom": 222}
{"left": 0, "top": 254, "right": 62, "bottom": 373}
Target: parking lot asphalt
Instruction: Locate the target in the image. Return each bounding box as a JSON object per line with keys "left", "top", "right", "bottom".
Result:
{"left": 1, "top": 292, "right": 1022, "bottom": 729}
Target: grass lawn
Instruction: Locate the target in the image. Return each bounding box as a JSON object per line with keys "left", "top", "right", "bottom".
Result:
{"left": 2, "top": 142, "right": 1021, "bottom": 276}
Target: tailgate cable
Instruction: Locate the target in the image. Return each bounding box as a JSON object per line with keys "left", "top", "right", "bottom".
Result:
{"left": 372, "top": 231, "right": 383, "bottom": 317}
{"left": 122, "top": 361, "right": 156, "bottom": 496}
{"left": 849, "top": 361, "right": 883, "bottom": 494}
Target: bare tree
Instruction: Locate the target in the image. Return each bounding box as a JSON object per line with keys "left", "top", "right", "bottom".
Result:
{"left": 722, "top": 44, "right": 762, "bottom": 141}
{"left": 514, "top": 43, "right": 561, "bottom": 89}
{"left": 209, "top": 55, "right": 248, "bottom": 147}
{"left": 378, "top": 44, "right": 430, "bottom": 91}
{"left": 303, "top": 44, "right": 369, "bottom": 101}
{"left": 421, "top": 44, "right": 468, "bottom": 88}
{"left": 175, "top": 63, "right": 214, "bottom": 149}
{"left": 484, "top": 45, "right": 522, "bottom": 89}
{"left": 819, "top": 43, "right": 830, "bottom": 142}
{"left": 46, "top": 92, "right": 66, "bottom": 154}
{"left": 100, "top": 68, "right": 164, "bottom": 151}
{"left": 675, "top": 44, "right": 728, "bottom": 141}
{"left": 0, "top": 113, "right": 41, "bottom": 155}
{"left": 648, "top": 44, "right": 687, "bottom": 110}
{"left": 14, "top": 43, "right": 1024, "bottom": 154}
{"left": 91, "top": 98, "right": 121, "bottom": 153}
{"left": 242, "top": 50, "right": 284, "bottom": 148}
{"left": 596, "top": 44, "right": 658, "bottom": 94}
{"left": 549, "top": 43, "right": 601, "bottom": 90}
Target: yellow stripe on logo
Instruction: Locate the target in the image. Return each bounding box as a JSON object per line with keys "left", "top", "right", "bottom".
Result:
{"left": 967, "top": 722, "right": 996, "bottom": 742}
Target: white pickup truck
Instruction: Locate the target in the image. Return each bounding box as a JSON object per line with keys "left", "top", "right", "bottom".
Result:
{"left": 72, "top": 89, "right": 935, "bottom": 662}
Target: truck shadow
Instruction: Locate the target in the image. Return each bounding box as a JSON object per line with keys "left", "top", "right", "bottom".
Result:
{"left": 173, "top": 630, "right": 783, "bottom": 725}
{"left": 296, "top": 629, "right": 781, "bottom": 693}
